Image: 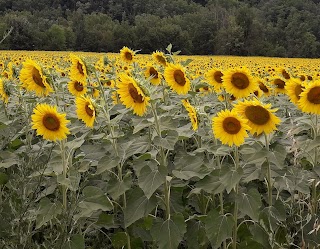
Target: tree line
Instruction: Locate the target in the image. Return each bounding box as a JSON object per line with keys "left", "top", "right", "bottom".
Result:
{"left": 0, "top": 0, "right": 320, "bottom": 57}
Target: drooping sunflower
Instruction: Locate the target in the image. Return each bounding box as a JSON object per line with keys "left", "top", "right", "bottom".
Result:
{"left": 205, "top": 68, "right": 224, "bottom": 93}
{"left": 19, "top": 59, "right": 54, "bottom": 96}
{"left": 31, "top": 104, "right": 70, "bottom": 141}
{"left": 145, "top": 65, "right": 161, "bottom": 85}
{"left": 68, "top": 80, "right": 87, "bottom": 97}
{"left": 152, "top": 51, "right": 167, "bottom": 66}
{"left": 212, "top": 109, "right": 251, "bottom": 147}
{"left": 182, "top": 99, "right": 198, "bottom": 131}
{"left": 0, "top": 78, "right": 9, "bottom": 104}
{"left": 70, "top": 54, "right": 88, "bottom": 83}
{"left": 299, "top": 80, "right": 320, "bottom": 114}
{"left": 222, "top": 67, "right": 257, "bottom": 99}
{"left": 75, "top": 96, "right": 96, "bottom": 128}
{"left": 285, "top": 78, "right": 305, "bottom": 105}
{"left": 164, "top": 63, "right": 191, "bottom": 95}
{"left": 117, "top": 74, "right": 150, "bottom": 116}
{"left": 233, "top": 99, "right": 281, "bottom": 135}
{"left": 120, "top": 46, "right": 135, "bottom": 63}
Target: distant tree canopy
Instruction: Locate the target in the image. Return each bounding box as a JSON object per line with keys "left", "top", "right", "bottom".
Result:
{"left": 0, "top": 0, "right": 320, "bottom": 57}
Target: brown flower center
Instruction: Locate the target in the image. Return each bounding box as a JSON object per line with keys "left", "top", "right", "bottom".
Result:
{"left": 125, "top": 52, "right": 133, "bottom": 61}
{"left": 300, "top": 75, "right": 305, "bottom": 81}
{"left": 74, "top": 81, "right": 84, "bottom": 92}
{"left": 156, "top": 55, "right": 166, "bottom": 65}
{"left": 43, "top": 114, "right": 60, "bottom": 131}
{"left": 149, "top": 67, "right": 159, "bottom": 79}
{"left": 231, "top": 72, "right": 249, "bottom": 89}
{"left": 213, "top": 71, "right": 223, "bottom": 83}
{"left": 308, "top": 76, "right": 313, "bottom": 81}
{"left": 128, "top": 83, "right": 144, "bottom": 103}
{"left": 223, "top": 117, "right": 241, "bottom": 134}
{"left": 174, "top": 70, "right": 186, "bottom": 86}
{"left": 307, "top": 86, "right": 320, "bottom": 104}
{"left": 32, "top": 67, "right": 45, "bottom": 87}
{"left": 245, "top": 105, "right": 270, "bottom": 125}
{"left": 85, "top": 103, "right": 95, "bottom": 117}
{"left": 77, "top": 62, "right": 84, "bottom": 75}
{"left": 294, "top": 84, "right": 304, "bottom": 99}
{"left": 282, "top": 70, "right": 290, "bottom": 79}
{"left": 274, "top": 79, "right": 285, "bottom": 89}
{"left": 259, "top": 82, "right": 269, "bottom": 93}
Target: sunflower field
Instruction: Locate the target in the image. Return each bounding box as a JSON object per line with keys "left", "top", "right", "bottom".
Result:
{"left": 0, "top": 45, "right": 320, "bottom": 249}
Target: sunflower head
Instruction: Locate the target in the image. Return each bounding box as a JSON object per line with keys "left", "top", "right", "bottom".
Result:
{"left": 120, "top": 46, "right": 135, "bottom": 63}
{"left": 212, "top": 109, "right": 250, "bottom": 147}
{"left": 76, "top": 96, "right": 96, "bottom": 128}
{"left": 70, "top": 54, "right": 88, "bottom": 83}
{"left": 271, "top": 78, "right": 286, "bottom": 94}
{"left": 68, "top": 79, "right": 87, "bottom": 97}
{"left": 222, "top": 67, "right": 257, "bottom": 99}
{"left": 182, "top": 99, "right": 198, "bottom": 131}
{"left": 117, "top": 74, "right": 150, "bottom": 116}
{"left": 233, "top": 99, "right": 281, "bottom": 135}
{"left": 299, "top": 80, "right": 320, "bottom": 114}
{"left": 152, "top": 51, "right": 167, "bottom": 66}
{"left": 0, "top": 78, "right": 10, "bottom": 104}
{"left": 285, "top": 78, "right": 305, "bottom": 105}
{"left": 31, "top": 104, "right": 70, "bottom": 141}
{"left": 205, "top": 68, "right": 224, "bottom": 93}
{"left": 164, "top": 63, "right": 191, "bottom": 95}
{"left": 145, "top": 65, "right": 161, "bottom": 85}
{"left": 19, "top": 59, "right": 54, "bottom": 96}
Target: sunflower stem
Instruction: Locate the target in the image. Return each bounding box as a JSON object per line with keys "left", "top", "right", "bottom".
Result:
{"left": 232, "top": 146, "right": 240, "bottom": 249}
{"left": 219, "top": 192, "right": 227, "bottom": 249}
{"left": 312, "top": 115, "right": 318, "bottom": 215}
{"left": 264, "top": 133, "right": 272, "bottom": 206}
{"left": 60, "top": 139, "right": 67, "bottom": 210}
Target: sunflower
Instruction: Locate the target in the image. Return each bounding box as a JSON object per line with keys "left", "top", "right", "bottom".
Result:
{"left": 285, "top": 78, "right": 305, "bottom": 105}
{"left": 31, "top": 104, "right": 70, "bottom": 141}
{"left": 277, "top": 67, "right": 291, "bottom": 80}
{"left": 212, "top": 109, "right": 250, "bottom": 147}
{"left": 70, "top": 54, "right": 87, "bottom": 83}
{"left": 271, "top": 78, "right": 286, "bottom": 94}
{"left": 299, "top": 80, "right": 320, "bottom": 114}
{"left": 117, "top": 74, "right": 150, "bottom": 116}
{"left": 205, "top": 68, "right": 224, "bottom": 93}
{"left": 68, "top": 80, "right": 87, "bottom": 97}
{"left": 0, "top": 78, "right": 9, "bottom": 104}
{"left": 120, "top": 46, "right": 135, "bottom": 63}
{"left": 145, "top": 65, "right": 161, "bottom": 85}
{"left": 75, "top": 96, "right": 96, "bottom": 128}
{"left": 19, "top": 59, "right": 54, "bottom": 96}
{"left": 164, "top": 63, "right": 191, "bottom": 95}
{"left": 233, "top": 99, "right": 281, "bottom": 135}
{"left": 182, "top": 99, "right": 198, "bottom": 131}
{"left": 222, "top": 67, "right": 257, "bottom": 99}
{"left": 152, "top": 51, "right": 167, "bottom": 66}
{"left": 257, "top": 80, "right": 272, "bottom": 97}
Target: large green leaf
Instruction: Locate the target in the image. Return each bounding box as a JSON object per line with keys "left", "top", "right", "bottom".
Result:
{"left": 36, "top": 198, "right": 63, "bottom": 229}
{"left": 172, "top": 152, "right": 209, "bottom": 180}
{"left": 204, "top": 209, "right": 233, "bottom": 249}
{"left": 220, "top": 166, "right": 243, "bottom": 193}
{"left": 118, "top": 136, "right": 150, "bottom": 160}
{"left": 124, "top": 188, "right": 157, "bottom": 228}
{"left": 107, "top": 172, "right": 132, "bottom": 200}
{"left": 186, "top": 220, "right": 208, "bottom": 249}
{"left": 249, "top": 223, "right": 271, "bottom": 248}
{"left": 96, "top": 155, "right": 119, "bottom": 174}
{"left": 151, "top": 213, "right": 187, "bottom": 249}
{"left": 237, "top": 188, "right": 261, "bottom": 221}
{"left": 62, "top": 234, "right": 85, "bottom": 249}
{"left": 153, "top": 130, "right": 179, "bottom": 150}
{"left": 194, "top": 169, "right": 225, "bottom": 194}
{"left": 138, "top": 165, "right": 165, "bottom": 199}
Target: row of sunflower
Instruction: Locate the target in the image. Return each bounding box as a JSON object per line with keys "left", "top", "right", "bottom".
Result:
{"left": 0, "top": 47, "right": 319, "bottom": 248}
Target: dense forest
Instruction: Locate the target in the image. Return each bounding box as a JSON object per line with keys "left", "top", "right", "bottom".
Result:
{"left": 0, "top": 0, "right": 320, "bottom": 57}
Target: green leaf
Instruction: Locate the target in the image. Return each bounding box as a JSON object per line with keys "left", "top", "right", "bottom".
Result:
{"left": 249, "top": 223, "right": 271, "bottom": 248}
{"left": 172, "top": 152, "right": 209, "bottom": 180}
{"left": 220, "top": 166, "right": 243, "bottom": 193}
{"left": 36, "top": 198, "right": 63, "bottom": 229}
{"left": 119, "top": 136, "right": 150, "bottom": 160}
{"left": 75, "top": 186, "right": 113, "bottom": 220}
{"left": 204, "top": 209, "right": 233, "bottom": 249}
{"left": 124, "top": 188, "right": 157, "bottom": 228}
{"left": 151, "top": 213, "right": 187, "bottom": 249}
{"left": 153, "top": 130, "right": 179, "bottom": 150}
{"left": 107, "top": 172, "right": 132, "bottom": 200}
{"left": 96, "top": 213, "right": 118, "bottom": 229}
{"left": 132, "top": 118, "right": 152, "bottom": 134}
{"left": 186, "top": 220, "right": 208, "bottom": 249}
{"left": 111, "top": 232, "right": 128, "bottom": 249}
{"left": 166, "top": 43, "right": 172, "bottom": 53}
{"left": 237, "top": 188, "right": 261, "bottom": 221}
{"left": 138, "top": 165, "right": 165, "bottom": 199}
{"left": 96, "top": 155, "right": 119, "bottom": 175}
{"left": 194, "top": 169, "right": 225, "bottom": 194}
{"left": 62, "top": 234, "right": 85, "bottom": 249}
{"left": 0, "top": 172, "right": 9, "bottom": 185}
{"left": 80, "top": 144, "right": 106, "bottom": 160}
